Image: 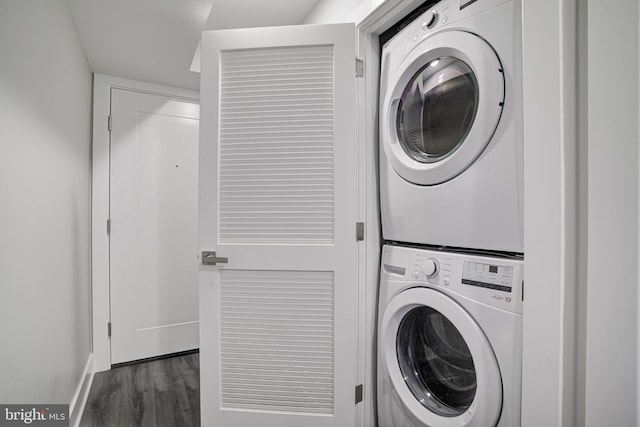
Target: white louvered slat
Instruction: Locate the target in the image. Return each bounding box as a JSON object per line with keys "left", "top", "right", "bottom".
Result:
{"left": 219, "top": 270, "right": 335, "bottom": 414}
{"left": 219, "top": 46, "right": 335, "bottom": 244}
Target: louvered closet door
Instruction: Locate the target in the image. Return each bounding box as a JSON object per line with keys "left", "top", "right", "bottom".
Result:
{"left": 199, "top": 24, "right": 358, "bottom": 427}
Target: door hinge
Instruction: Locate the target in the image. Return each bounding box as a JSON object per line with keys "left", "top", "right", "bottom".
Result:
{"left": 356, "top": 222, "right": 364, "bottom": 241}
{"left": 107, "top": 115, "right": 112, "bottom": 132}
{"left": 107, "top": 218, "right": 111, "bottom": 235}
{"left": 355, "top": 58, "right": 364, "bottom": 78}
{"left": 355, "top": 384, "right": 363, "bottom": 404}
{"left": 107, "top": 322, "right": 112, "bottom": 338}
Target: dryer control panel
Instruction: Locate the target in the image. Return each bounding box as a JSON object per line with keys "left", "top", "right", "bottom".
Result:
{"left": 406, "top": 1, "right": 451, "bottom": 46}
{"left": 403, "top": 0, "right": 514, "bottom": 50}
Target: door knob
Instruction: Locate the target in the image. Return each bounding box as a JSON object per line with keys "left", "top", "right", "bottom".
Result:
{"left": 202, "top": 251, "right": 228, "bottom": 265}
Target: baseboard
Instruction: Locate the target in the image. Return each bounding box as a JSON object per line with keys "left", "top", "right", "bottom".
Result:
{"left": 110, "top": 348, "right": 199, "bottom": 369}
{"left": 69, "top": 353, "right": 95, "bottom": 427}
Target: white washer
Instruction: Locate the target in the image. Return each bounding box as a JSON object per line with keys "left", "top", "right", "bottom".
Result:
{"left": 379, "top": 0, "right": 523, "bottom": 253}
{"left": 377, "top": 244, "right": 523, "bottom": 427}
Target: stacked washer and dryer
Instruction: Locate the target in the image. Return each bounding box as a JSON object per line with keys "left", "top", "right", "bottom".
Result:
{"left": 377, "top": 0, "right": 524, "bottom": 426}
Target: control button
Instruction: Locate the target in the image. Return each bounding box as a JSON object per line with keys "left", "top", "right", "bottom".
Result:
{"left": 420, "top": 258, "right": 439, "bottom": 277}
{"left": 412, "top": 270, "right": 420, "bottom": 279}
{"left": 443, "top": 277, "right": 450, "bottom": 286}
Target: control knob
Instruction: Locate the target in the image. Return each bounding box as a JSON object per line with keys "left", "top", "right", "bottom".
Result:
{"left": 422, "top": 11, "right": 439, "bottom": 30}
{"left": 420, "top": 258, "right": 439, "bottom": 278}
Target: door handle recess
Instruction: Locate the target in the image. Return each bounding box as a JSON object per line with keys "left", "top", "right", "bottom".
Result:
{"left": 202, "top": 251, "right": 228, "bottom": 265}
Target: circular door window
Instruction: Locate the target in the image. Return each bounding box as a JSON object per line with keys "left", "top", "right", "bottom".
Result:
{"left": 396, "top": 57, "right": 478, "bottom": 165}
{"left": 396, "top": 306, "right": 477, "bottom": 417}
{"left": 381, "top": 31, "right": 504, "bottom": 185}
{"left": 380, "top": 287, "right": 502, "bottom": 426}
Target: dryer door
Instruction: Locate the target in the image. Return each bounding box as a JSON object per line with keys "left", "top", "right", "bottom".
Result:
{"left": 381, "top": 30, "right": 504, "bottom": 185}
{"left": 380, "top": 287, "right": 502, "bottom": 426}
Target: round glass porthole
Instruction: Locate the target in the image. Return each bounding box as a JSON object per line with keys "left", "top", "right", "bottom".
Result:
{"left": 396, "top": 306, "right": 477, "bottom": 417}
{"left": 396, "top": 57, "right": 479, "bottom": 164}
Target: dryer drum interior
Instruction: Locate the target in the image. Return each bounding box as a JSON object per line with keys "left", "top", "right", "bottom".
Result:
{"left": 396, "top": 306, "right": 478, "bottom": 417}
{"left": 396, "top": 57, "right": 479, "bottom": 164}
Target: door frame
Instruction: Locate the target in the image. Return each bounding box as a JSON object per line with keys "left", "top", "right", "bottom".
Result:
{"left": 349, "top": 4, "right": 439, "bottom": 425}
{"left": 91, "top": 74, "right": 199, "bottom": 372}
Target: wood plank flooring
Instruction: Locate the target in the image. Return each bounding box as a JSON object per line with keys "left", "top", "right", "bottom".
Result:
{"left": 80, "top": 352, "right": 200, "bottom": 427}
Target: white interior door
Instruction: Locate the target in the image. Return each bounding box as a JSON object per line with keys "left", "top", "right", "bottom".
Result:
{"left": 199, "top": 23, "right": 359, "bottom": 427}
{"left": 110, "top": 88, "right": 200, "bottom": 364}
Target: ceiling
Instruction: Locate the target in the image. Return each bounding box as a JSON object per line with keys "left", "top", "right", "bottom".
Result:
{"left": 203, "top": 0, "right": 322, "bottom": 31}
{"left": 65, "top": 0, "right": 322, "bottom": 91}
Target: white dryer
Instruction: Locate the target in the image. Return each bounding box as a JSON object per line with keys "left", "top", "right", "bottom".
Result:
{"left": 377, "top": 244, "right": 523, "bottom": 427}
{"left": 379, "top": 0, "right": 524, "bottom": 253}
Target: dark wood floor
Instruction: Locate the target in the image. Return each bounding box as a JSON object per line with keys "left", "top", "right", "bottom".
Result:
{"left": 80, "top": 352, "right": 200, "bottom": 427}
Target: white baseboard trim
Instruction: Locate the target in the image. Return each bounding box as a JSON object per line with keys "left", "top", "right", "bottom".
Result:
{"left": 69, "top": 353, "right": 95, "bottom": 427}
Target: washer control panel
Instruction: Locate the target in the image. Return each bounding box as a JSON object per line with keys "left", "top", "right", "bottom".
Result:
{"left": 462, "top": 261, "right": 514, "bottom": 292}
{"left": 382, "top": 244, "right": 524, "bottom": 313}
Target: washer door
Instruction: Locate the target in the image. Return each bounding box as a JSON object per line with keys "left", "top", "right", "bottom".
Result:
{"left": 381, "top": 287, "right": 502, "bottom": 426}
{"left": 381, "top": 30, "right": 504, "bottom": 185}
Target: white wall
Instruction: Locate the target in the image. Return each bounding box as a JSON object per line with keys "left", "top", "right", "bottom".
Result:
{"left": 585, "top": 0, "right": 639, "bottom": 425}
{"left": 0, "top": 0, "right": 92, "bottom": 405}
{"left": 303, "top": 0, "right": 365, "bottom": 24}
